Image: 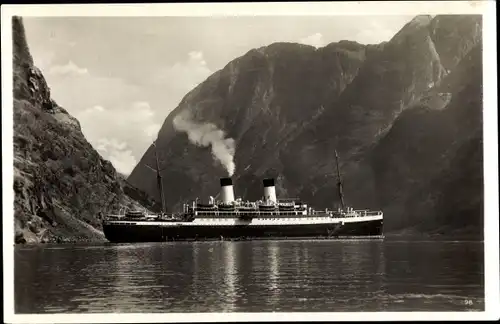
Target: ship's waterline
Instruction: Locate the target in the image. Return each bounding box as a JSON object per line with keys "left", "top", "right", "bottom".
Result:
{"left": 103, "top": 219, "right": 384, "bottom": 242}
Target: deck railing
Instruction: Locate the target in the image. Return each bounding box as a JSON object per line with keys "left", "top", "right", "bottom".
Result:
{"left": 105, "top": 208, "right": 383, "bottom": 221}
{"left": 196, "top": 209, "right": 383, "bottom": 218}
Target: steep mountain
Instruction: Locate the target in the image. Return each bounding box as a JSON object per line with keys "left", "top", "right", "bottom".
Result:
{"left": 285, "top": 15, "right": 481, "bottom": 205}
{"left": 130, "top": 40, "right": 377, "bottom": 208}
{"left": 372, "top": 43, "right": 483, "bottom": 236}
{"left": 128, "top": 15, "right": 483, "bottom": 237}
{"left": 12, "top": 17, "right": 154, "bottom": 244}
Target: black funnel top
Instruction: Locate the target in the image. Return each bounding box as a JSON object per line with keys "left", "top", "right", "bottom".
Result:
{"left": 263, "top": 178, "right": 275, "bottom": 187}
{"left": 220, "top": 177, "right": 233, "bottom": 186}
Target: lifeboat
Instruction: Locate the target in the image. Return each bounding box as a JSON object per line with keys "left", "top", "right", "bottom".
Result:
{"left": 196, "top": 203, "right": 217, "bottom": 211}
{"left": 125, "top": 210, "right": 146, "bottom": 219}
{"left": 278, "top": 204, "right": 295, "bottom": 211}
{"left": 218, "top": 203, "right": 235, "bottom": 211}
{"left": 258, "top": 204, "right": 277, "bottom": 211}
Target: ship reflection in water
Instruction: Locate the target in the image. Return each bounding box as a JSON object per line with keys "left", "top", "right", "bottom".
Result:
{"left": 14, "top": 240, "right": 484, "bottom": 313}
{"left": 222, "top": 242, "right": 237, "bottom": 312}
{"left": 268, "top": 241, "right": 280, "bottom": 296}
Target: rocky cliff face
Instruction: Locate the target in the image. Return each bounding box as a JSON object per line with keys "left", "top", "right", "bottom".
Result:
{"left": 12, "top": 17, "right": 154, "bottom": 244}
{"left": 128, "top": 15, "right": 483, "bottom": 238}
{"left": 372, "top": 43, "right": 483, "bottom": 235}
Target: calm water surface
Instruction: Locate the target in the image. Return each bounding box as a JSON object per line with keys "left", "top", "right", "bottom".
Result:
{"left": 15, "top": 239, "right": 484, "bottom": 313}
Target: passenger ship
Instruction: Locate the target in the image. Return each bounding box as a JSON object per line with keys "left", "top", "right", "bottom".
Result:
{"left": 102, "top": 149, "right": 384, "bottom": 242}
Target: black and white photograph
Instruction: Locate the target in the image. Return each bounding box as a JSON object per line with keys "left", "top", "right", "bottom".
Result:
{"left": 2, "top": 2, "right": 498, "bottom": 322}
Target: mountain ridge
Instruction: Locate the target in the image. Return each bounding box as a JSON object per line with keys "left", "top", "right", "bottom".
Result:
{"left": 128, "top": 14, "right": 483, "bottom": 238}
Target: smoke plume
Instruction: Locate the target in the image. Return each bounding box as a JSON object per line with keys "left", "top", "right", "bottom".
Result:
{"left": 173, "top": 111, "right": 236, "bottom": 176}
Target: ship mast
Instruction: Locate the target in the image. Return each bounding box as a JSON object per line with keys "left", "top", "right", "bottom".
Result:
{"left": 334, "top": 150, "right": 346, "bottom": 211}
{"left": 146, "top": 141, "right": 167, "bottom": 214}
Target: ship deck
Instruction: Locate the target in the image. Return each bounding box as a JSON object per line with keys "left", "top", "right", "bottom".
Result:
{"left": 104, "top": 213, "right": 383, "bottom": 226}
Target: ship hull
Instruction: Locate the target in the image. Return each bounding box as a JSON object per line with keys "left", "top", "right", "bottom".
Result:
{"left": 103, "top": 219, "right": 383, "bottom": 243}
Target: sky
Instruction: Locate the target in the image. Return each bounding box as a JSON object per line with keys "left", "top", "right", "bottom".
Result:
{"left": 23, "top": 15, "right": 413, "bottom": 175}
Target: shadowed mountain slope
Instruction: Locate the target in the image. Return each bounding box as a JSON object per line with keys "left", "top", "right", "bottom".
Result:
{"left": 128, "top": 15, "right": 483, "bottom": 238}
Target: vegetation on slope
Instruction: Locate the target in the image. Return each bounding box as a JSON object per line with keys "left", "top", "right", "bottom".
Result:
{"left": 12, "top": 16, "right": 154, "bottom": 243}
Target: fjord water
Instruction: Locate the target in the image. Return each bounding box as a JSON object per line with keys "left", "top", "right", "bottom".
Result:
{"left": 15, "top": 239, "right": 484, "bottom": 313}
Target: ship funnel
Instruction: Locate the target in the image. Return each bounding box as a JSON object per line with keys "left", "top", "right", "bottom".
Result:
{"left": 263, "top": 178, "right": 277, "bottom": 203}
{"left": 220, "top": 177, "right": 235, "bottom": 204}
